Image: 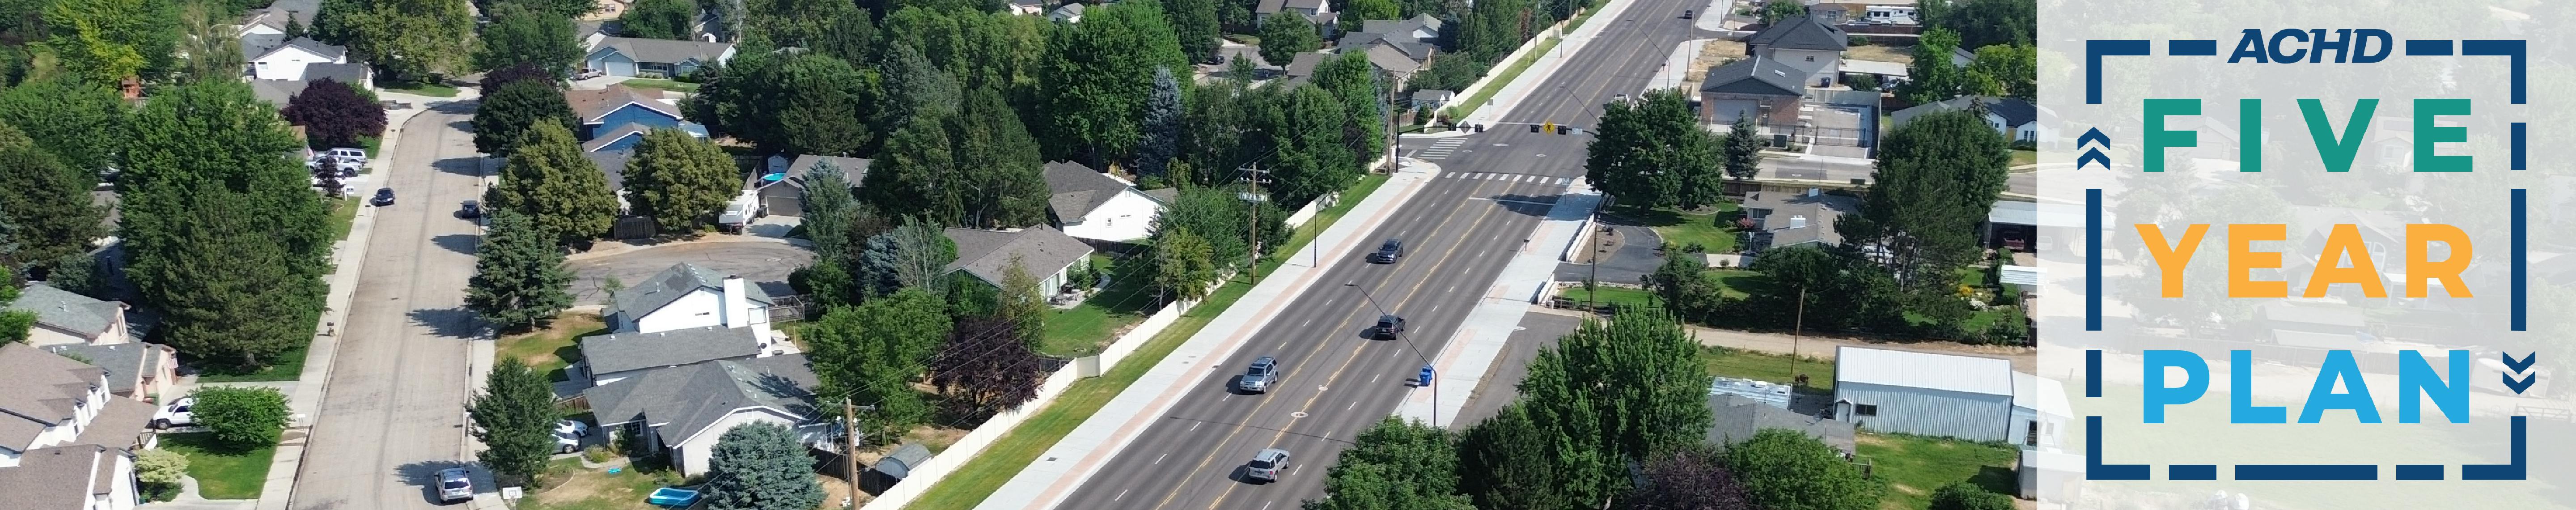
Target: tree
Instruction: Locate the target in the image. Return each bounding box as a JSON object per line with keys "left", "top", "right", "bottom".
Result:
{"left": 510, "top": 0, "right": 599, "bottom": 18}
{"left": 864, "top": 115, "right": 960, "bottom": 223}
{"left": 1149, "top": 185, "right": 1284, "bottom": 271}
{"left": 1166, "top": 0, "right": 1221, "bottom": 63}
{"left": 1585, "top": 89, "right": 1721, "bottom": 209}
{"left": 42, "top": 0, "right": 180, "bottom": 83}
{"left": 1898, "top": 29, "right": 1965, "bottom": 104}
{"left": 947, "top": 87, "right": 1052, "bottom": 230}
{"left": 686, "top": 52, "right": 882, "bottom": 157}
{"left": 178, "top": 1, "right": 244, "bottom": 84}
{"left": 340, "top": 0, "right": 476, "bottom": 84}
{"left": 1722, "top": 429, "right": 1877, "bottom": 510}
{"left": 1757, "top": 0, "right": 1803, "bottom": 24}
{"left": 1150, "top": 227, "right": 1218, "bottom": 304}
{"left": 0, "top": 132, "right": 106, "bottom": 266}
{"left": 1340, "top": 0, "right": 1398, "bottom": 31}
{"left": 1647, "top": 252, "right": 1721, "bottom": 323}
{"left": 619, "top": 0, "right": 698, "bottom": 39}
{"left": 472, "top": 79, "right": 579, "bottom": 155}
{"left": 191, "top": 386, "right": 291, "bottom": 446}
{"left": 469, "top": 358, "right": 558, "bottom": 484}
{"left": 877, "top": 42, "right": 962, "bottom": 132}
{"left": 805, "top": 289, "right": 951, "bottom": 435}
{"left": 464, "top": 210, "right": 576, "bottom": 330}
{"left": 281, "top": 78, "right": 388, "bottom": 150}
{"left": 45, "top": 253, "right": 110, "bottom": 298}
{"left": 135, "top": 449, "right": 190, "bottom": 488}
{"left": 929, "top": 316, "right": 1046, "bottom": 421}
{"left": 1040, "top": 0, "right": 1188, "bottom": 165}
{"left": 1135, "top": 67, "right": 1184, "bottom": 178}
{"left": 1741, "top": 246, "right": 1901, "bottom": 332}
{"left": 1306, "top": 417, "right": 1475, "bottom": 510}
{"left": 1309, "top": 51, "right": 1386, "bottom": 176}
{"left": 800, "top": 160, "right": 862, "bottom": 260}
{"left": 0, "top": 267, "right": 33, "bottom": 344}
{"left": 1257, "top": 13, "right": 1320, "bottom": 66}
{"left": 1921, "top": 0, "right": 2032, "bottom": 49}
{"left": 1266, "top": 85, "right": 1358, "bottom": 209}
{"left": 0, "top": 76, "right": 128, "bottom": 176}
{"left": 857, "top": 218, "right": 958, "bottom": 297}
{"left": 995, "top": 257, "right": 1047, "bottom": 347}
{"left": 1722, "top": 115, "right": 1763, "bottom": 183}
{"left": 1520, "top": 309, "right": 1712, "bottom": 488}
{"left": 475, "top": 1, "right": 584, "bottom": 73}
{"left": 121, "top": 81, "right": 331, "bottom": 369}
{"left": 1457, "top": 403, "right": 1607, "bottom": 510}
{"left": 623, "top": 128, "right": 740, "bottom": 232}
{"left": 700, "top": 422, "right": 828, "bottom": 510}
{"left": 485, "top": 122, "right": 619, "bottom": 244}
{"left": 1966, "top": 43, "right": 2036, "bottom": 99}
{"left": 479, "top": 62, "right": 559, "bottom": 92}
{"left": 1928, "top": 482, "right": 2014, "bottom": 510}
{"left": 1835, "top": 109, "right": 2008, "bottom": 294}
{"left": 1627, "top": 445, "right": 1756, "bottom": 510}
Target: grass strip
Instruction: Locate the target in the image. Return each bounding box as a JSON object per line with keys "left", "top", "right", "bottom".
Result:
{"left": 1445, "top": 37, "right": 1562, "bottom": 122}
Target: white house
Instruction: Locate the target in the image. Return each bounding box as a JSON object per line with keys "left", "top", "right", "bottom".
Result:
{"left": 0, "top": 343, "right": 155, "bottom": 510}
{"left": 585, "top": 37, "right": 735, "bottom": 78}
{"left": 1830, "top": 346, "right": 2017, "bottom": 442}
{"left": 1042, "top": 161, "right": 1167, "bottom": 243}
{"left": 606, "top": 262, "right": 774, "bottom": 336}
{"left": 1743, "top": 13, "right": 1847, "bottom": 88}
{"left": 248, "top": 37, "right": 349, "bottom": 81}
{"left": 1888, "top": 96, "right": 2044, "bottom": 143}
{"left": 945, "top": 225, "right": 1097, "bottom": 297}
{"left": 2010, "top": 373, "right": 2072, "bottom": 450}
{"left": 583, "top": 354, "right": 827, "bottom": 476}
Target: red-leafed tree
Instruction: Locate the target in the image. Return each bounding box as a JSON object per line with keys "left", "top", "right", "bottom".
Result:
{"left": 279, "top": 78, "right": 385, "bottom": 150}
{"left": 1626, "top": 445, "right": 1757, "bottom": 510}
{"left": 928, "top": 316, "right": 1047, "bottom": 423}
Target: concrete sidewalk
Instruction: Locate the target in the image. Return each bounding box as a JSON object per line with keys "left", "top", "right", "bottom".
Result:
{"left": 1395, "top": 178, "right": 1602, "bottom": 427}
{"left": 972, "top": 159, "right": 1445, "bottom": 510}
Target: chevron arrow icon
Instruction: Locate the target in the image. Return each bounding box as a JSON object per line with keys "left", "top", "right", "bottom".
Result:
{"left": 2077, "top": 128, "right": 2110, "bottom": 148}
{"left": 2504, "top": 372, "right": 2538, "bottom": 394}
{"left": 2503, "top": 352, "right": 2538, "bottom": 373}
{"left": 2078, "top": 149, "right": 2110, "bottom": 170}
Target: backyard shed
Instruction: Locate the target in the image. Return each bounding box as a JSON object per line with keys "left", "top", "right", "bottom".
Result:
{"left": 1829, "top": 346, "right": 2017, "bottom": 442}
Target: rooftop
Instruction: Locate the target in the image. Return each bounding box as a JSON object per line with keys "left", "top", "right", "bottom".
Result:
{"left": 1705, "top": 394, "right": 1855, "bottom": 455}
{"left": 584, "top": 354, "right": 818, "bottom": 446}
{"left": 10, "top": 283, "right": 121, "bottom": 338}
{"left": 1832, "top": 346, "right": 2015, "bottom": 396}
{"left": 566, "top": 84, "right": 684, "bottom": 123}
{"left": 0, "top": 444, "right": 128, "bottom": 509}
{"left": 40, "top": 343, "right": 168, "bottom": 395}
{"left": 591, "top": 36, "right": 734, "bottom": 65}
{"left": 1699, "top": 55, "right": 1806, "bottom": 97}
{"left": 944, "top": 225, "right": 1096, "bottom": 286}
{"left": 0, "top": 343, "right": 107, "bottom": 449}
{"left": 1746, "top": 13, "right": 1849, "bottom": 52}
{"left": 608, "top": 262, "right": 775, "bottom": 328}
{"left": 1041, "top": 161, "right": 1139, "bottom": 220}
{"left": 580, "top": 324, "right": 765, "bottom": 376}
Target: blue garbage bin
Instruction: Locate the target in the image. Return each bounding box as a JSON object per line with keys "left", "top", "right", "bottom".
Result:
{"left": 1417, "top": 365, "right": 1436, "bottom": 387}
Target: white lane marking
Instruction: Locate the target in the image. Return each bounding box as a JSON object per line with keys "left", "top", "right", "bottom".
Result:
{"left": 1224, "top": 394, "right": 1233, "bottom": 401}
{"left": 1430, "top": 304, "right": 1441, "bottom": 314}
{"left": 1263, "top": 501, "right": 1275, "bottom": 510}
{"left": 1154, "top": 453, "right": 1169, "bottom": 464}
{"left": 1301, "top": 319, "right": 1313, "bottom": 327}
{"left": 1277, "top": 341, "right": 1286, "bottom": 349}
{"left": 1116, "top": 490, "right": 1129, "bottom": 501}
{"left": 1347, "top": 401, "right": 1357, "bottom": 411}
{"left": 1191, "top": 421, "right": 1203, "bottom": 432}
{"left": 1443, "top": 172, "right": 1457, "bottom": 178}
{"left": 1370, "top": 373, "right": 1380, "bottom": 383}
{"left": 1324, "top": 430, "right": 1333, "bottom": 440}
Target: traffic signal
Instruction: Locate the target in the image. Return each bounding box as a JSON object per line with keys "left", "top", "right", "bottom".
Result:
{"left": 1556, "top": 126, "right": 1571, "bottom": 135}
{"left": 1529, "top": 123, "right": 1540, "bottom": 133}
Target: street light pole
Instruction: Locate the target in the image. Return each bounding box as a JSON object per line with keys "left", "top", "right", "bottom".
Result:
{"left": 1345, "top": 281, "right": 1437, "bottom": 426}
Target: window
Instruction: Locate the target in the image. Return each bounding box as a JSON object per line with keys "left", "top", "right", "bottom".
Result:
{"left": 1853, "top": 404, "right": 1878, "bottom": 416}
{"left": 2025, "top": 421, "right": 2039, "bottom": 446}
{"left": 1805, "top": 55, "right": 1816, "bottom": 62}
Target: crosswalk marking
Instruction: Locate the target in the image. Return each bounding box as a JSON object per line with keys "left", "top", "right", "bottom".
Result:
{"left": 1428, "top": 172, "right": 1579, "bottom": 187}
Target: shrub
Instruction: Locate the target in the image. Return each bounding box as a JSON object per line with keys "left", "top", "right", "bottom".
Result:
{"left": 1929, "top": 482, "right": 2015, "bottom": 510}
{"left": 191, "top": 386, "right": 292, "bottom": 447}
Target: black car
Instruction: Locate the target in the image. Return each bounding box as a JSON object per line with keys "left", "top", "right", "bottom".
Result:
{"left": 1367, "top": 238, "right": 1403, "bottom": 264}
{"left": 1681, "top": 9, "right": 1693, "bottom": 18}
{"left": 458, "top": 200, "right": 482, "bottom": 219}
{"left": 1374, "top": 314, "right": 1406, "bottom": 339}
{"left": 371, "top": 187, "right": 395, "bottom": 206}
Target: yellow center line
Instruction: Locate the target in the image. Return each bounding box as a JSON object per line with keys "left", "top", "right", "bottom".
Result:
{"left": 1144, "top": 177, "right": 1517, "bottom": 510}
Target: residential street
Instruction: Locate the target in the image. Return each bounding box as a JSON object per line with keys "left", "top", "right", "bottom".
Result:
{"left": 288, "top": 100, "right": 488, "bottom": 510}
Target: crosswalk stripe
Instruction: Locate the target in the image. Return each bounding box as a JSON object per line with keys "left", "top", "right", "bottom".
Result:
{"left": 1443, "top": 172, "right": 1456, "bottom": 178}
{"left": 1556, "top": 178, "right": 1570, "bottom": 185}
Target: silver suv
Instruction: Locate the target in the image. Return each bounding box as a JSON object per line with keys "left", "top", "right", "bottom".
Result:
{"left": 1237, "top": 356, "right": 1280, "bottom": 393}
{"left": 433, "top": 468, "right": 472, "bottom": 504}
{"left": 1246, "top": 448, "right": 1292, "bottom": 482}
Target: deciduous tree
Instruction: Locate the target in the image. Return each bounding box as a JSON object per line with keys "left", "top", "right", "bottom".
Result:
{"left": 857, "top": 218, "right": 958, "bottom": 297}
{"left": 1835, "top": 109, "right": 2008, "bottom": 294}
{"left": 192, "top": 386, "right": 291, "bottom": 446}
{"left": 42, "top": 0, "right": 180, "bottom": 83}
{"left": 948, "top": 87, "right": 1051, "bottom": 230}
{"left": 1167, "top": 0, "right": 1221, "bottom": 63}
{"left": 281, "top": 78, "right": 388, "bottom": 150}
{"left": 1757, "top": 0, "right": 1803, "bottom": 24}
{"left": 619, "top": 0, "right": 698, "bottom": 39}
{"left": 1457, "top": 403, "right": 1606, "bottom": 510}
{"left": 805, "top": 289, "right": 950, "bottom": 435}
{"left": 1627, "top": 445, "right": 1756, "bottom": 510}
{"left": 1585, "top": 89, "right": 1721, "bottom": 209}
{"left": 472, "top": 79, "right": 579, "bottom": 155}
{"left": 623, "top": 128, "right": 740, "bottom": 232}
{"left": 1150, "top": 227, "right": 1217, "bottom": 304}
{"left": 122, "top": 81, "right": 331, "bottom": 370}
{"left": 475, "top": 1, "right": 584, "bottom": 73}
{"left": 0, "top": 76, "right": 128, "bottom": 176}
{"left": 1928, "top": 482, "right": 2014, "bottom": 510}
{"left": 468, "top": 358, "right": 558, "bottom": 484}
{"left": 929, "top": 316, "right": 1046, "bottom": 422}
{"left": 342, "top": 0, "right": 477, "bottom": 84}
{"left": 687, "top": 52, "right": 882, "bottom": 157}
{"left": 0, "top": 130, "right": 106, "bottom": 266}
{"left": 1041, "top": 0, "right": 1188, "bottom": 165}
{"left": 178, "top": 1, "right": 243, "bottom": 84}
{"left": 1723, "top": 429, "right": 1877, "bottom": 510}
{"left": 464, "top": 210, "right": 575, "bottom": 331}
{"left": 702, "top": 422, "right": 828, "bottom": 510}
{"left": 994, "top": 256, "right": 1048, "bottom": 346}
{"left": 1518, "top": 309, "right": 1712, "bottom": 493}
{"left": 485, "top": 122, "right": 619, "bottom": 244}
{"left": 1306, "top": 417, "right": 1475, "bottom": 510}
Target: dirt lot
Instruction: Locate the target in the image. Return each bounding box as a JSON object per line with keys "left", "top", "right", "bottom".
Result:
{"left": 1684, "top": 39, "right": 1750, "bottom": 87}
{"left": 1845, "top": 44, "right": 1916, "bottom": 65}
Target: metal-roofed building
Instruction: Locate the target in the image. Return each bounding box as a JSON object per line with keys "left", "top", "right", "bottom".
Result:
{"left": 1830, "top": 346, "right": 2017, "bottom": 441}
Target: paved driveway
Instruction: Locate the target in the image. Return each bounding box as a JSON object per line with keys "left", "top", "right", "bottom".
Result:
{"left": 1555, "top": 221, "right": 1663, "bottom": 285}
{"left": 566, "top": 240, "right": 813, "bottom": 305}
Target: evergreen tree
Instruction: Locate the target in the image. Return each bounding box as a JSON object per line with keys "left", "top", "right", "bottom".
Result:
{"left": 472, "top": 79, "right": 579, "bottom": 155}
{"left": 0, "top": 75, "right": 128, "bottom": 176}
{"left": 701, "top": 423, "right": 828, "bottom": 510}
{"left": 464, "top": 210, "right": 575, "bottom": 331}
{"left": 1305, "top": 417, "right": 1475, "bottom": 510}
{"left": 1585, "top": 89, "right": 1721, "bottom": 209}
{"left": 949, "top": 87, "right": 1051, "bottom": 230}
{"left": 1135, "top": 67, "right": 1184, "bottom": 178}
{"left": 1723, "top": 429, "right": 1878, "bottom": 510}
{"left": 280, "top": 78, "right": 388, "bottom": 150}
{"left": 624, "top": 128, "right": 741, "bottom": 233}
{"left": 801, "top": 160, "right": 861, "bottom": 261}
{"left": 856, "top": 217, "right": 959, "bottom": 297}
{"left": 1166, "top": 0, "right": 1221, "bottom": 63}
{"left": 863, "top": 116, "right": 960, "bottom": 224}
{"left": 0, "top": 129, "right": 106, "bottom": 266}
{"left": 122, "top": 81, "right": 331, "bottom": 369}
{"left": 1257, "top": 13, "right": 1320, "bottom": 66}
{"left": 474, "top": 1, "right": 585, "bottom": 73}
{"left": 468, "top": 358, "right": 558, "bottom": 484}
{"left": 877, "top": 42, "right": 962, "bottom": 132}
{"left": 486, "top": 122, "right": 619, "bottom": 245}
{"left": 619, "top": 0, "right": 698, "bottom": 39}
{"left": 1723, "top": 115, "right": 1764, "bottom": 182}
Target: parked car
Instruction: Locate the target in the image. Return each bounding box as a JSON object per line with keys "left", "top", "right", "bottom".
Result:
{"left": 1681, "top": 9, "right": 1692, "bottom": 18}
{"left": 371, "top": 187, "right": 396, "bottom": 206}
{"left": 313, "top": 147, "right": 367, "bottom": 164}
{"left": 458, "top": 200, "right": 483, "bottom": 219}
{"left": 1367, "top": 238, "right": 1403, "bottom": 264}
{"left": 1237, "top": 356, "right": 1280, "bottom": 393}
{"left": 555, "top": 420, "right": 589, "bottom": 437}
{"left": 151, "top": 397, "right": 195, "bottom": 429}
{"left": 1245, "top": 448, "right": 1292, "bottom": 482}
{"left": 1374, "top": 314, "right": 1406, "bottom": 339}
{"left": 433, "top": 468, "right": 473, "bottom": 504}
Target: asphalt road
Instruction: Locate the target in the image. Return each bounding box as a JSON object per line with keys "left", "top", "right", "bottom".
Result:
{"left": 1055, "top": 2, "right": 1716, "bottom": 508}
{"left": 1449, "top": 312, "right": 1582, "bottom": 429}
{"left": 290, "top": 102, "right": 487, "bottom": 510}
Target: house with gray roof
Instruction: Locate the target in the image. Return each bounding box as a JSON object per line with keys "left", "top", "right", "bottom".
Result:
{"left": 39, "top": 343, "right": 175, "bottom": 402}
{"left": 1254, "top": 0, "right": 1338, "bottom": 38}
{"left": 1360, "top": 45, "right": 1422, "bottom": 88}
{"left": 585, "top": 36, "right": 735, "bottom": 78}
{"left": 237, "top": 0, "right": 319, "bottom": 37}
{"left": 248, "top": 37, "right": 349, "bottom": 81}
{"left": 1341, "top": 14, "right": 1442, "bottom": 65}
{"left": 11, "top": 283, "right": 129, "bottom": 347}
{"left": 945, "top": 225, "right": 1096, "bottom": 298}
{"left": 1743, "top": 13, "right": 1847, "bottom": 87}
{"left": 755, "top": 154, "right": 872, "bottom": 217}
{"left": 579, "top": 325, "right": 772, "bottom": 386}
{"left": 1705, "top": 394, "right": 1856, "bottom": 456}
{"left": 567, "top": 84, "right": 694, "bottom": 140}
{"left": 1699, "top": 55, "right": 1808, "bottom": 126}
{"left": 0, "top": 342, "right": 154, "bottom": 510}
{"left": 1042, "top": 162, "right": 1166, "bottom": 243}
{"left": 1279, "top": 51, "right": 1330, "bottom": 86}
{"left": 584, "top": 353, "right": 823, "bottom": 476}
{"left": 1741, "top": 190, "right": 1859, "bottom": 251}
{"left": 606, "top": 262, "right": 776, "bottom": 336}
{"left": 1890, "top": 95, "right": 2044, "bottom": 143}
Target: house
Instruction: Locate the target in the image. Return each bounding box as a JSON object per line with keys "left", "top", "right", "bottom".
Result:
{"left": 1253, "top": 0, "right": 1337, "bottom": 38}
{"left": 606, "top": 262, "right": 775, "bottom": 336}
{"left": 582, "top": 123, "right": 709, "bottom": 153}
{"left": 1049, "top": 3, "right": 1085, "bottom": 22}
{"left": 585, "top": 37, "right": 735, "bottom": 78}
{"left": 1008, "top": 0, "right": 1046, "bottom": 16}
{"left": 39, "top": 344, "right": 176, "bottom": 402}
{"left": 1705, "top": 394, "right": 1856, "bottom": 456}
{"left": 1410, "top": 89, "right": 1454, "bottom": 110}
{"left": 0, "top": 343, "right": 157, "bottom": 510}
{"left": 1889, "top": 96, "right": 2043, "bottom": 143}
{"left": 944, "top": 225, "right": 1097, "bottom": 296}
{"left": 237, "top": 0, "right": 319, "bottom": 36}
{"left": 578, "top": 325, "right": 776, "bottom": 386}
{"left": 246, "top": 64, "right": 375, "bottom": 108}
{"left": 1829, "top": 346, "right": 2019, "bottom": 442}
{"left": 1360, "top": 45, "right": 1421, "bottom": 89}
{"left": 1339, "top": 14, "right": 1442, "bottom": 65}
{"left": 585, "top": 150, "right": 634, "bottom": 196}
{"left": 583, "top": 354, "right": 825, "bottom": 476}
{"left": 247, "top": 37, "right": 349, "bottom": 81}
{"left": 587, "top": 0, "right": 634, "bottom": 20}
{"left": 755, "top": 155, "right": 871, "bottom": 218}
{"left": 1698, "top": 55, "right": 1807, "bottom": 126}
{"left": 577, "top": 20, "right": 626, "bottom": 49}
{"left": 10, "top": 283, "right": 130, "bottom": 347}
{"left": 567, "top": 84, "right": 691, "bottom": 140}
{"left": 1741, "top": 13, "right": 1847, "bottom": 87}
{"left": 2009, "top": 373, "right": 2071, "bottom": 450}
{"left": 1042, "top": 162, "right": 1167, "bottom": 243}
{"left": 1279, "top": 52, "right": 1330, "bottom": 86}
{"left": 1740, "top": 190, "right": 1858, "bottom": 251}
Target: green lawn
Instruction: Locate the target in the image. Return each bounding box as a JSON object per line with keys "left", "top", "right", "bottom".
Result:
{"left": 1445, "top": 36, "right": 1560, "bottom": 121}
{"left": 619, "top": 78, "right": 700, "bottom": 94}
{"left": 2010, "top": 149, "right": 2038, "bottom": 168}
{"left": 1042, "top": 255, "right": 1153, "bottom": 358}
{"left": 1700, "top": 345, "right": 1832, "bottom": 389}
{"left": 327, "top": 197, "right": 358, "bottom": 241}
{"left": 1560, "top": 286, "right": 1657, "bottom": 308}
{"left": 194, "top": 344, "right": 308, "bottom": 383}
{"left": 1707, "top": 268, "right": 1772, "bottom": 298}
{"left": 1854, "top": 432, "right": 2019, "bottom": 510}
{"left": 497, "top": 312, "right": 606, "bottom": 382}
{"left": 903, "top": 174, "right": 1391, "bottom": 510}
{"left": 517, "top": 458, "right": 687, "bottom": 510}
{"left": 1623, "top": 204, "right": 1743, "bottom": 254}
{"left": 381, "top": 82, "right": 459, "bottom": 97}
{"left": 158, "top": 433, "right": 280, "bottom": 500}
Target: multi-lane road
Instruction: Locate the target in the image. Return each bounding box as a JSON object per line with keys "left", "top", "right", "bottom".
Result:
{"left": 289, "top": 102, "right": 488, "bottom": 510}
{"left": 1055, "top": 2, "right": 1718, "bottom": 508}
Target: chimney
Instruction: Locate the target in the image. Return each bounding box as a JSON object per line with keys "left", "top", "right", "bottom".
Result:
{"left": 1789, "top": 215, "right": 1809, "bottom": 230}
{"left": 721, "top": 276, "right": 750, "bottom": 329}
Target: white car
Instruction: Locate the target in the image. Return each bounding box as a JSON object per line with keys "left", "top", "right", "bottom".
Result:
{"left": 554, "top": 420, "right": 590, "bottom": 454}
{"left": 152, "top": 397, "right": 195, "bottom": 429}
{"left": 314, "top": 147, "right": 368, "bottom": 165}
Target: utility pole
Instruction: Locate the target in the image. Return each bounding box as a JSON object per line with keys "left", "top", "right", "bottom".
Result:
{"left": 1791, "top": 285, "right": 1807, "bottom": 386}
{"left": 843, "top": 398, "right": 859, "bottom": 509}
{"left": 1247, "top": 162, "right": 1262, "bottom": 282}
